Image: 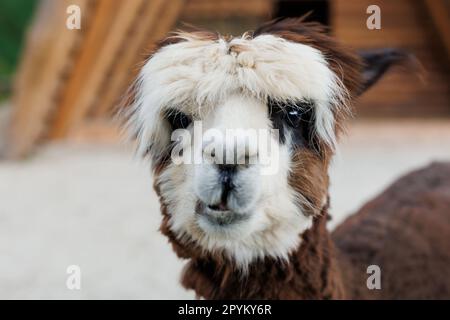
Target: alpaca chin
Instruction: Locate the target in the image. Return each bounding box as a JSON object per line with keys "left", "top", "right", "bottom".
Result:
{"left": 178, "top": 203, "right": 349, "bottom": 299}
{"left": 155, "top": 154, "right": 314, "bottom": 269}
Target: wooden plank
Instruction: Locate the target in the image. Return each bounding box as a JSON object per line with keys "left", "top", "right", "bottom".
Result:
{"left": 423, "top": 0, "right": 450, "bottom": 61}
{"left": 12, "top": 0, "right": 58, "bottom": 111}
{"left": 49, "top": 0, "right": 147, "bottom": 139}
{"left": 48, "top": 0, "right": 120, "bottom": 138}
{"left": 91, "top": 0, "right": 170, "bottom": 117}
{"left": 182, "top": 0, "right": 273, "bottom": 18}
{"left": 331, "top": 0, "right": 450, "bottom": 118}
{"left": 7, "top": 0, "right": 91, "bottom": 157}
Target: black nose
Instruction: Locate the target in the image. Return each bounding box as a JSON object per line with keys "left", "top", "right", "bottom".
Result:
{"left": 217, "top": 163, "right": 237, "bottom": 172}
{"left": 217, "top": 164, "right": 236, "bottom": 203}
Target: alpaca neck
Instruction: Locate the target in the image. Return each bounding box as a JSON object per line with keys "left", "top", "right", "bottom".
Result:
{"left": 180, "top": 207, "right": 348, "bottom": 299}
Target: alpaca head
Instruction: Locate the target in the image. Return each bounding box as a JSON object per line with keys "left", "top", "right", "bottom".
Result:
{"left": 124, "top": 19, "right": 409, "bottom": 268}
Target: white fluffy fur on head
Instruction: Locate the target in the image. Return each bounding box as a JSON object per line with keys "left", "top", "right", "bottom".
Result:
{"left": 124, "top": 24, "right": 355, "bottom": 268}
{"left": 127, "top": 31, "right": 349, "bottom": 159}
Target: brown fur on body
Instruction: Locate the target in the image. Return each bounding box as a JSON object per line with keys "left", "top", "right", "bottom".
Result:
{"left": 333, "top": 162, "right": 450, "bottom": 299}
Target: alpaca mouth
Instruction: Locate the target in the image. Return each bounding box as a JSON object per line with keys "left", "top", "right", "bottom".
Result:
{"left": 195, "top": 201, "right": 248, "bottom": 227}
{"left": 207, "top": 202, "right": 229, "bottom": 211}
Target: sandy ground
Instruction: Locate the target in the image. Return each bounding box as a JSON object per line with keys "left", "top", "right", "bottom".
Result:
{"left": 1, "top": 119, "right": 450, "bottom": 299}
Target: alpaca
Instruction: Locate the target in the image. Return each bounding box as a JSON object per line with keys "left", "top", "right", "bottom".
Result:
{"left": 123, "top": 18, "right": 450, "bottom": 299}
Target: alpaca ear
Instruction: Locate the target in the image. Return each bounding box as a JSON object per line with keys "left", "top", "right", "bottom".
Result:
{"left": 357, "top": 48, "right": 418, "bottom": 95}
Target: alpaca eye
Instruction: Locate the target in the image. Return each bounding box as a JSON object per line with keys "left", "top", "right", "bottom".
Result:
{"left": 267, "top": 98, "right": 316, "bottom": 146}
{"left": 283, "top": 108, "right": 303, "bottom": 128}
{"left": 165, "top": 109, "right": 192, "bottom": 130}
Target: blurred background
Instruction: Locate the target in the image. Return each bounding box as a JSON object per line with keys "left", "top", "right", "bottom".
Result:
{"left": 0, "top": 0, "right": 449, "bottom": 299}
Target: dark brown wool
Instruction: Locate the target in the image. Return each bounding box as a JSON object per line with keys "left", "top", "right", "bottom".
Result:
{"left": 333, "top": 162, "right": 450, "bottom": 299}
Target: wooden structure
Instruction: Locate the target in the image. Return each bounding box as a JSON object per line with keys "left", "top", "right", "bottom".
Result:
{"left": 334, "top": 0, "right": 450, "bottom": 118}
{"left": 5, "top": 0, "right": 450, "bottom": 157}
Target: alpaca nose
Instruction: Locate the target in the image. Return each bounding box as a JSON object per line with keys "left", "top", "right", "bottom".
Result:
{"left": 217, "top": 163, "right": 236, "bottom": 202}
{"left": 217, "top": 164, "right": 236, "bottom": 190}
{"left": 203, "top": 164, "right": 237, "bottom": 212}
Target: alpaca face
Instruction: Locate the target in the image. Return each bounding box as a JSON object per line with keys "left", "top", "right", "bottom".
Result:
{"left": 156, "top": 93, "right": 309, "bottom": 267}
{"left": 126, "top": 25, "right": 360, "bottom": 268}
